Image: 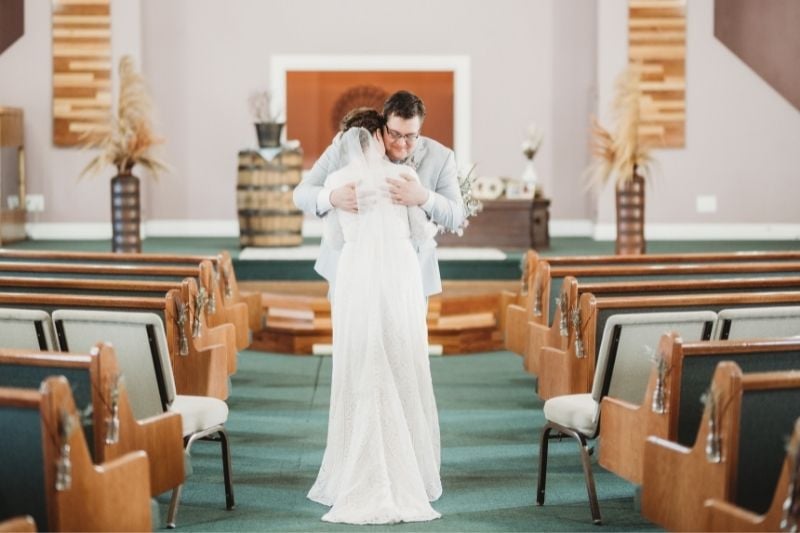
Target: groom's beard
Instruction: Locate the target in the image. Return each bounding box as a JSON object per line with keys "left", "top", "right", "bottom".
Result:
{"left": 389, "top": 149, "right": 416, "bottom": 166}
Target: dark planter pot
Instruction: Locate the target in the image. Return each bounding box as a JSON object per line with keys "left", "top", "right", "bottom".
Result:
{"left": 615, "top": 174, "right": 645, "bottom": 255}
{"left": 255, "top": 122, "right": 284, "bottom": 148}
{"left": 110, "top": 173, "right": 141, "bottom": 253}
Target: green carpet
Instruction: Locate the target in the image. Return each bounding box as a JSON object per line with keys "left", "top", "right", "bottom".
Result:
{"left": 160, "top": 351, "right": 659, "bottom": 532}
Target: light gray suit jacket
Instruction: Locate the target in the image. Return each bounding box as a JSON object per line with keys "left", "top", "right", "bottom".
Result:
{"left": 293, "top": 135, "right": 465, "bottom": 297}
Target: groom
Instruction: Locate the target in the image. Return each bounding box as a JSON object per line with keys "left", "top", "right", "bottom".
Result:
{"left": 293, "top": 90, "right": 465, "bottom": 297}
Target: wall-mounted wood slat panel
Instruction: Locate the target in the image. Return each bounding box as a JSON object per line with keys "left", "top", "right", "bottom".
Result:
{"left": 52, "top": 0, "right": 111, "bottom": 147}
{"left": 629, "top": 0, "right": 686, "bottom": 148}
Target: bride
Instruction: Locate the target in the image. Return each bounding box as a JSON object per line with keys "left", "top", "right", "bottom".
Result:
{"left": 307, "top": 120, "right": 442, "bottom": 524}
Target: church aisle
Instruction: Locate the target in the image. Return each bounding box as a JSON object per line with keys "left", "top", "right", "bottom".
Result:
{"left": 164, "top": 351, "right": 659, "bottom": 532}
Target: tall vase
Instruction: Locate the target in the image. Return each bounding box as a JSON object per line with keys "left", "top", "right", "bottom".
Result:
{"left": 110, "top": 173, "right": 141, "bottom": 253}
{"left": 615, "top": 173, "right": 646, "bottom": 255}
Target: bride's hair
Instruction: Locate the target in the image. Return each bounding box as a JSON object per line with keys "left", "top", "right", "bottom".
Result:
{"left": 340, "top": 107, "right": 385, "bottom": 134}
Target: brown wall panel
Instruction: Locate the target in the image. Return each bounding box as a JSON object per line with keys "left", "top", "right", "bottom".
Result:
{"left": 714, "top": 0, "right": 800, "bottom": 112}
{"left": 286, "top": 71, "right": 454, "bottom": 168}
{"left": 0, "top": 0, "right": 24, "bottom": 56}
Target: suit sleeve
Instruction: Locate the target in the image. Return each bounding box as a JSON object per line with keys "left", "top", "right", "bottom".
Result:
{"left": 423, "top": 149, "right": 466, "bottom": 232}
{"left": 293, "top": 141, "right": 340, "bottom": 218}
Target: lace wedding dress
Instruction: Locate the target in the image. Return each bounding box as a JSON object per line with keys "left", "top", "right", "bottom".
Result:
{"left": 307, "top": 128, "right": 442, "bottom": 524}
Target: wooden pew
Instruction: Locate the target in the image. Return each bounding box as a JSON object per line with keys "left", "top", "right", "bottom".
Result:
{"left": 0, "top": 280, "right": 229, "bottom": 400}
{"left": 640, "top": 362, "right": 800, "bottom": 531}
{"left": 0, "top": 258, "right": 250, "bottom": 353}
{"left": 507, "top": 259, "right": 800, "bottom": 365}
{"left": 704, "top": 417, "right": 800, "bottom": 531}
{"left": 520, "top": 252, "right": 800, "bottom": 332}
{"left": 0, "top": 248, "right": 261, "bottom": 336}
{"left": 51, "top": 309, "right": 235, "bottom": 528}
{"left": 599, "top": 333, "right": 800, "bottom": 485}
{"left": 538, "top": 290, "right": 800, "bottom": 400}
{"left": 515, "top": 249, "right": 800, "bottom": 319}
{"left": 0, "top": 274, "right": 238, "bottom": 378}
{"left": 0, "top": 343, "right": 184, "bottom": 496}
{"left": 527, "top": 275, "right": 800, "bottom": 374}
{"left": 0, "top": 376, "right": 152, "bottom": 531}
{"left": 536, "top": 311, "right": 716, "bottom": 525}
{"left": 502, "top": 250, "right": 536, "bottom": 354}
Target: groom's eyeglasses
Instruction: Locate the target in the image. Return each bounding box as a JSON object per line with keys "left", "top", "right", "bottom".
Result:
{"left": 386, "top": 127, "right": 420, "bottom": 144}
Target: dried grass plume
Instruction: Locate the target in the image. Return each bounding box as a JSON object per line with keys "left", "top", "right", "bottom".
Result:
{"left": 586, "top": 65, "right": 654, "bottom": 191}
{"left": 79, "top": 55, "right": 167, "bottom": 179}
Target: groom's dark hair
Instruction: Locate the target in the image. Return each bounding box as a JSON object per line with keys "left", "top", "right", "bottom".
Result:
{"left": 340, "top": 107, "right": 385, "bottom": 133}
{"left": 383, "top": 90, "right": 426, "bottom": 121}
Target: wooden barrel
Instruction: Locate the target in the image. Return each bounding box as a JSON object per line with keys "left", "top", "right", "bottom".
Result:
{"left": 615, "top": 174, "right": 646, "bottom": 255}
{"left": 237, "top": 148, "right": 304, "bottom": 247}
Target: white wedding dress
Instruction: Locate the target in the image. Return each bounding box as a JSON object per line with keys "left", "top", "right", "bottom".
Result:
{"left": 307, "top": 128, "right": 442, "bottom": 524}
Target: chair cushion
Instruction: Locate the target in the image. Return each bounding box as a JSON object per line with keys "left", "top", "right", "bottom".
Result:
{"left": 170, "top": 395, "right": 228, "bottom": 437}
{"left": 543, "top": 393, "right": 598, "bottom": 437}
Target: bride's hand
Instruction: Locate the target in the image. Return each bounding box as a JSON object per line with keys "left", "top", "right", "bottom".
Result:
{"left": 387, "top": 174, "right": 429, "bottom": 206}
{"left": 331, "top": 182, "right": 359, "bottom": 213}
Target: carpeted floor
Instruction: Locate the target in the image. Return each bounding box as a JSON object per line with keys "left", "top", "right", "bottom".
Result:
{"left": 161, "top": 350, "right": 660, "bottom": 532}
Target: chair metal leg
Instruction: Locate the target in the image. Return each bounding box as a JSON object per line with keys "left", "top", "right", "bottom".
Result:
{"left": 573, "top": 431, "right": 602, "bottom": 525}
{"left": 165, "top": 425, "right": 234, "bottom": 528}
{"left": 166, "top": 484, "right": 183, "bottom": 529}
{"left": 536, "top": 424, "right": 554, "bottom": 505}
{"left": 219, "top": 427, "right": 235, "bottom": 509}
{"left": 540, "top": 422, "right": 602, "bottom": 525}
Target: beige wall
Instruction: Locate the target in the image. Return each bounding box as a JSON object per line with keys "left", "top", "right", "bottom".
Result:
{"left": 0, "top": 0, "right": 142, "bottom": 236}
{"left": 595, "top": 0, "right": 800, "bottom": 238}
{"left": 0, "top": 0, "right": 798, "bottom": 238}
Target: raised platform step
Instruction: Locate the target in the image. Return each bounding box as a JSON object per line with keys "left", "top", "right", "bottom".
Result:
{"left": 249, "top": 282, "right": 519, "bottom": 355}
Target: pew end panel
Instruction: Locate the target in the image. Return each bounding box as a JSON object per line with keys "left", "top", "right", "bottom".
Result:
{"left": 537, "top": 292, "right": 596, "bottom": 400}
{"left": 528, "top": 277, "right": 578, "bottom": 376}
{"left": 598, "top": 331, "right": 684, "bottom": 484}
{"left": 703, "top": 416, "right": 799, "bottom": 532}
{"left": 642, "top": 363, "right": 800, "bottom": 531}
{"left": 504, "top": 303, "right": 528, "bottom": 356}
{"left": 497, "top": 289, "right": 519, "bottom": 342}
{"left": 217, "top": 251, "right": 261, "bottom": 334}
{"left": 93, "top": 343, "right": 185, "bottom": 496}
{"left": 182, "top": 277, "right": 237, "bottom": 377}
{"left": 44, "top": 376, "right": 153, "bottom": 532}
{"left": 534, "top": 260, "right": 551, "bottom": 328}
{"left": 0, "top": 515, "right": 36, "bottom": 532}
{"left": 0, "top": 343, "right": 183, "bottom": 497}
{"left": 166, "top": 288, "right": 229, "bottom": 400}
{"left": 0, "top": 377, "right": 152, "bottom": 532}
{"left": 199, "top": 259, "right": 250, "bottom": 352}
{"left": 642, "top": 362, "right": 743, "bottom": 531}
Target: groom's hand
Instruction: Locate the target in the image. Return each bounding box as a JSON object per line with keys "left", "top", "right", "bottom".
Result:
{"left": 387, "top": 173, "right": 429, "bottom": 206}
{"left": 330, "top": 182, "right": 359, "bottom": 213}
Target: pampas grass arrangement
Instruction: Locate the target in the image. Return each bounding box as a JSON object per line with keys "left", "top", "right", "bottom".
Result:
{"left": 79, "top": 55, "right": 167, "bottom": 179}
{"left": 586, "top": 65, "right": 654, "bottom": 190}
